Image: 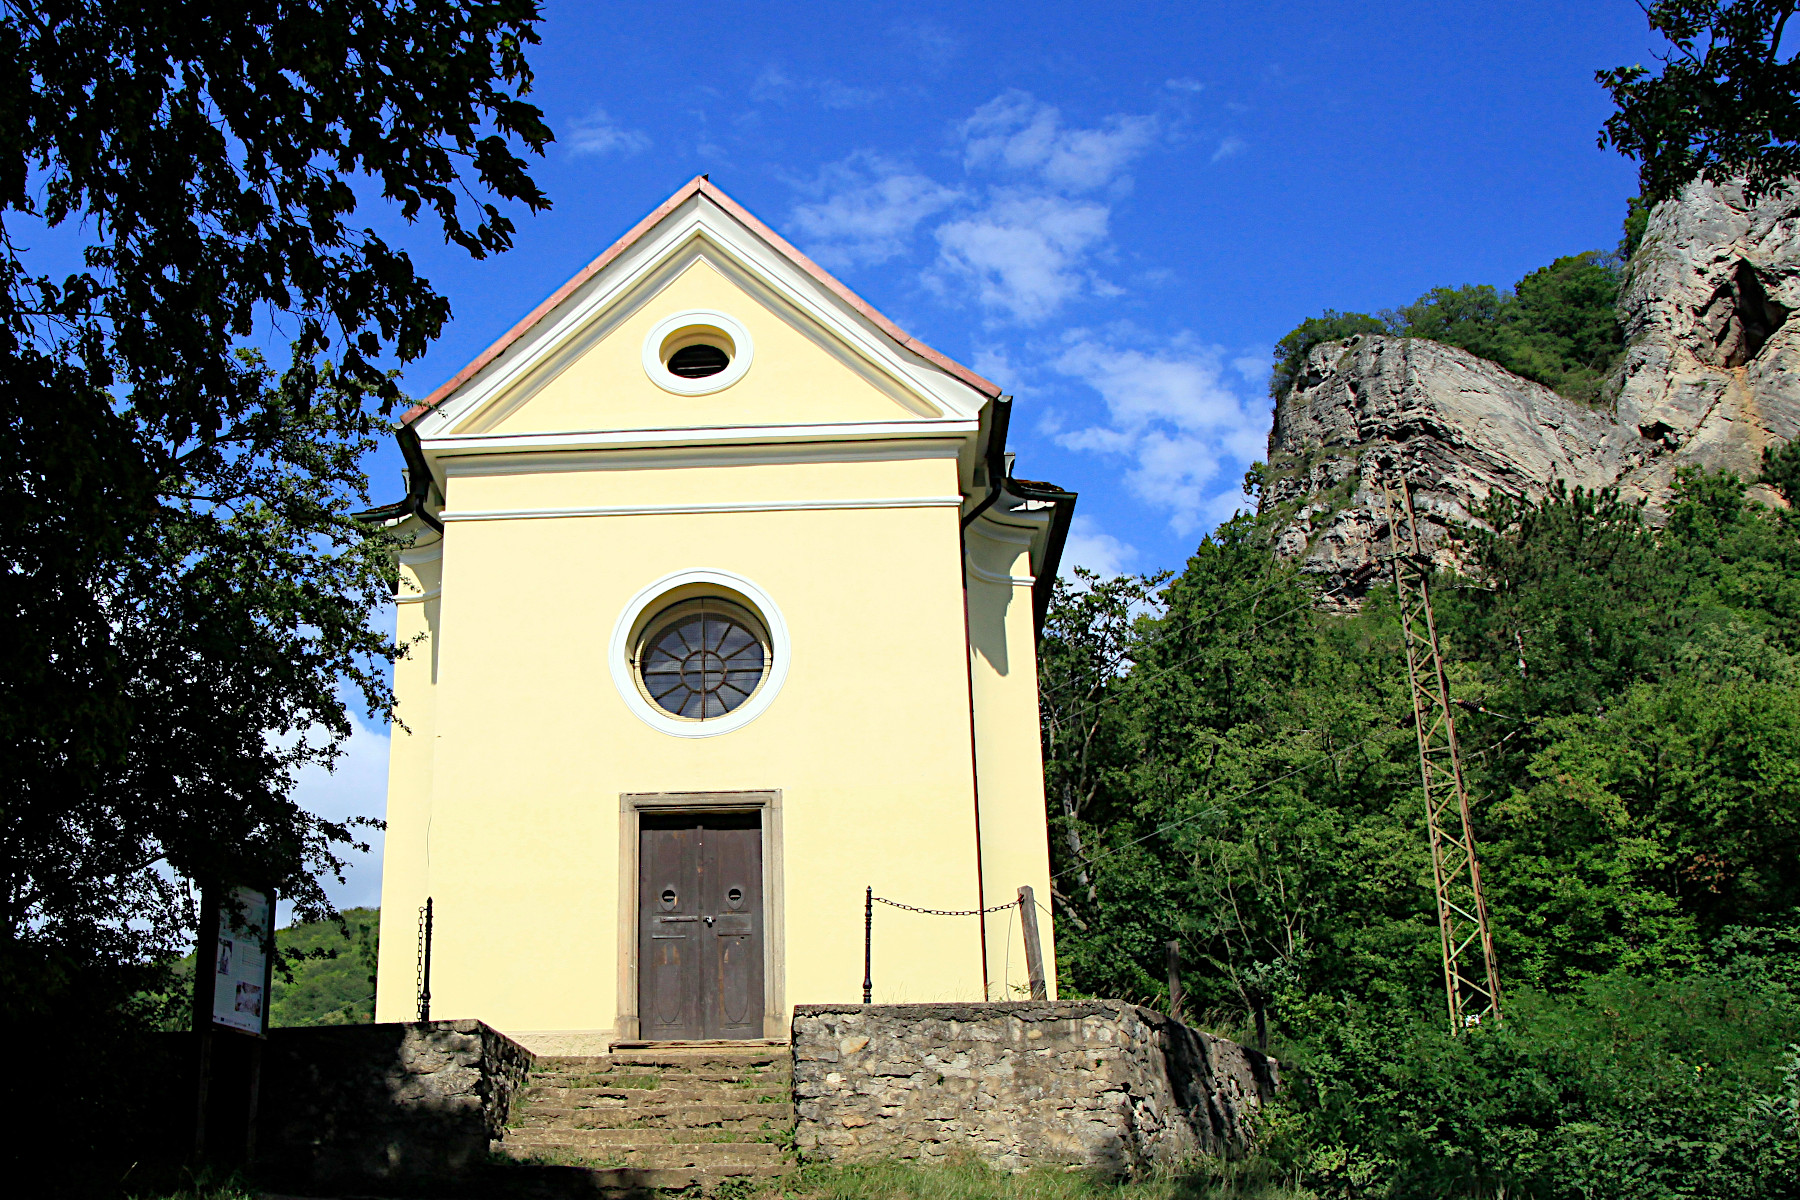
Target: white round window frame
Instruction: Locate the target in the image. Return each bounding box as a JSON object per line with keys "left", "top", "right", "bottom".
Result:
{"left": 609, "top": 568, "right": 790, "bottom": 738}
{"left": 641, "top": 309, "right": 755, "bottom": 396}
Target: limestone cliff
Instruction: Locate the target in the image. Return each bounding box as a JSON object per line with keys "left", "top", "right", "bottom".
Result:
{"left": 1264, "top": 180, "right": 1800, "bottom": 599}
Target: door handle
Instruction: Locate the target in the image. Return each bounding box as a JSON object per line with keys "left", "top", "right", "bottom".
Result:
{"left": 703, "top": 915, "right": 716, "bottom": 927}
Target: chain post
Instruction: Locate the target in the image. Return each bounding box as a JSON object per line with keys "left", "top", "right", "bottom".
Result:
{"left": 862, "top": 886, "right": 873, "bottom": 1005}
{"left": 416, "top": 897, "right": 433, "bottom": 1023}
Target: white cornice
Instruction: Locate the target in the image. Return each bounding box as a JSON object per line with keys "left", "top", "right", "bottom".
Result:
{"left": 435, "top": 434, "right": 964, "bottom": 478}
{"left": 414, "top": 197, "right": 988, "bottom": 438}
{"left": 420, "top": 419, "right": 977, "bottom": 463}
{"left": 439, "top": 495, "right": 964, "bottom": 523}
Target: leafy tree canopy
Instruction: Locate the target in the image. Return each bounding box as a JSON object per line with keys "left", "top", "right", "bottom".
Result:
{"left": 1039, "top": 465, "right": 1800, "bottom": 1196}
{"left": 1601, "top": 1, "right": 1800, "bottom": 203}
{"left": 0, "top": 0, "right": 549, "bottom": 1041}
{"left": 1270, "top": 246, "right": 1629, "bottom": 406}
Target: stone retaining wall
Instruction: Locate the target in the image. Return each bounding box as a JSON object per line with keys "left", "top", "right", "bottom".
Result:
{"left": 792, "top": 1001, "right": 1278, "bottom": 1175}
{"left": 256, "top": 1018, "right": 534, "bottom": 1188}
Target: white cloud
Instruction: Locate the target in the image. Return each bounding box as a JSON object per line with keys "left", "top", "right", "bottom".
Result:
{"left": 971, "top": 344, "right": 1028, "bottom": 392}
{"left": 959, "top": 90, "right": 1158, "bottom": 193}
{"left": 1165, "top": 78, "right": 1206, "bottom": 93}
{"left": 1050, "top": 332, "right": 1269, "bottom": 535}
{"left": 1212, "top": 136, "right": 1246, "bottom": 163}
{"left": 932, "top": 192, "right": 1111, "bottom": 323}
{"left": 753, "top": 66, "right": 882, "bottom": 109}
{"left": 1061, "top": 515, "right": 1139, "bottom": 578}
{"left": 290, "top": 714, "right": 390, "bottom": 911}
{"left": 790, "top": 155, "right": 963, "bottom": 268}
{"left": 565, "top": 108, "right": 651, "bottom": 157}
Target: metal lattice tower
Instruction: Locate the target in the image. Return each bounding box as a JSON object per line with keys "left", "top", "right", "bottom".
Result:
{"left": 1380, "top": 477, "right": 1503, "bottom": 1031}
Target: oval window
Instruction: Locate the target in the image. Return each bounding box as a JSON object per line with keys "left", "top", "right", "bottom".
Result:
{"left": 634, "top": 598, "right": 770, "bottom": 720}
{"left": 667, "top": 343, "right": 730, "bottom": 378}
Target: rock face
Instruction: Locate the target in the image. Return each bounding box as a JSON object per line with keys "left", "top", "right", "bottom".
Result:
{"left": 791, "top": 1001, "right": 1278, "bottom": 1175}
{"left": 1266, "top": 180, "right": 1800, "bottom": 597}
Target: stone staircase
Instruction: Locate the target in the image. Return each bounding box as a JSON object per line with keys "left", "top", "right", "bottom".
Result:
{"left": 492, "top": 1045, "right": 794, "bottom": 1195}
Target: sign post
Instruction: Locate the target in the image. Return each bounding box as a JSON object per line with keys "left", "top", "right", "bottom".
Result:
{"left": 192, "top": 884, "right": 276, "bottom": 1166}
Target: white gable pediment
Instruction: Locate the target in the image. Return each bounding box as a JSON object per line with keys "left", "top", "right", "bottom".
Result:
{"left": 411, "top": 185, "right": 994, "bottom": 444}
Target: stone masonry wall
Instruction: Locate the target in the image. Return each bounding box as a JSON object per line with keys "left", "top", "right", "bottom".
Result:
{"left": 792, "top": 1001, "right": 1278, "bottom": 1175}
{"left": 256, "top": 1018, "right": 534, "bottom": 1189}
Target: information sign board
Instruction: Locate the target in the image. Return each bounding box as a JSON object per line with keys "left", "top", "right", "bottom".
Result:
{"left": 210, "top": 885, "right": 273, "bottom": 1036}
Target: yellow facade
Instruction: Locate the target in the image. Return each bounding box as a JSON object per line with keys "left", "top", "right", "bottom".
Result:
{"left": 370, "top": 178, "right": 1073, "bottom": 1049}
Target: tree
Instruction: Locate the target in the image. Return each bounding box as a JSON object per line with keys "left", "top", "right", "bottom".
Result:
{"left": 0, "top": 0, "right": 551, "bottom": 1015}
{"left": 1600, "top": 1, "right": 1800, "bottom": 202}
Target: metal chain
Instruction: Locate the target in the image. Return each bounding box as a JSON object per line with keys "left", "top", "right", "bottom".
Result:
{"left": 871, "top": 894, "right": 1018, "bottom": 916}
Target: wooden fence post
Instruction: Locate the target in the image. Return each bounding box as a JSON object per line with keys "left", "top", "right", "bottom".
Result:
{"left": 1166, "top": 940, "right": 1183, "bottom": 1020}
{"left": 1018, "top": 886, "right": 1048, "bottom": 1000}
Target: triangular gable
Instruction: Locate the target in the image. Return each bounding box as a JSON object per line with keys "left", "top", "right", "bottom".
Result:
{"left": 406, "top": 176, "right": 1000, "bottom": 437}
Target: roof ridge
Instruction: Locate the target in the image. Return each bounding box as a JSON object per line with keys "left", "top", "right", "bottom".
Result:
{"left": 401, "top": 175, "right": 999, "bottom": 426}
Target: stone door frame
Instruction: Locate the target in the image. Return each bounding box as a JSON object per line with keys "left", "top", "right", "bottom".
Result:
{"left": 616, "top": 790, "right": 785, "bottom": 1042}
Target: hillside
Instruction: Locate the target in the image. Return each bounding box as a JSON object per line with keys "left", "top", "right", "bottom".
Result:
{"left": 166, "top": 906, "right": 379, "bottom": 1028}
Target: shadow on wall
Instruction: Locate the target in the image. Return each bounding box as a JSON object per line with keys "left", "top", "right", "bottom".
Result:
{"left": 142, "top": 1019, "right": 532, "bottom": 1192}
{"left": 792, "top": 1001, "right": 1279, "bottom": 1175}
{"left": 966, "top": 565, "right": 1014, "bottom": 678}
{"left": 257, "top": 1019, "right": 532, "bottom": 1189}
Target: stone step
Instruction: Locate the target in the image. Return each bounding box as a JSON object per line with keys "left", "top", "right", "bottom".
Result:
{"left": 518, "top": 1085, "right": 790, "bottom": 1107}
{"left": 513, "top": 1103, "right": 794, "bottom": 1131}
{"left": 538, "top": 1051, "right": 787, "bottom": 1069}
{"left": 481, "top": 1161, "right": 789, "bottom": 1200}
{"left": 494, "top": 1139, "right": 788, "bottom": 1169}
{"left": 528, "top": 1068, "right": 789, "bottom": 1085}
{"left": 504, "top": 1125, "right": 787, "bottom": 1147}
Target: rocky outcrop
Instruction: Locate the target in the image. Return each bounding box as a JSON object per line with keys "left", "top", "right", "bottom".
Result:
{"left": 1266, "top": 180, "right": 1800, "bottom": 598}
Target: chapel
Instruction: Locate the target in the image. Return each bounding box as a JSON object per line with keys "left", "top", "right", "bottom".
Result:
{"left": 364, "top": 177, "right": 1073, "bottom": 1050}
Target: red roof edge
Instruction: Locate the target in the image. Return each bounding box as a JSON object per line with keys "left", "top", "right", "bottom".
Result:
{"left": 401, "top": 175, "right": 1001, "bottom": 426}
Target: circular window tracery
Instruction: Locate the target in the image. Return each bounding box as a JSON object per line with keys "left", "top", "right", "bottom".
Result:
{"left": 609, "top": 568, "right": 789, "bottom": 739}
{"left": 634, "top": 598, "right": 770, "bottom": 720}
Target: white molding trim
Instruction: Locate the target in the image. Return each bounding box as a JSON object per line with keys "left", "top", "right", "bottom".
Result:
{"left": 421, "top": 419, "right": 977, "bottom": 459}
{"left": 413, "top": 197, "right": 988, "bottom": 438}
{"left": 440, "top": 496, "right": 963, "bottom": 522}
{"left": 641, "top": 308, "right": 755, "bottom": 396}
{"left": 437, "top": 438, "right": 962, "bottom": 478}
{"left": 967, "top": 563, "right": 1036, "bottom": 587}
{"left": 398, "top": 543, "right": 444, "bottom": 567}
{"left": 393, "top": 587, "right": 442, "bottom": 604}
{"left": 966, "top": 521, "right": 1040, "bottom": 547}
{"left": 608, "top": 569, "right": 791, "bottom": 740}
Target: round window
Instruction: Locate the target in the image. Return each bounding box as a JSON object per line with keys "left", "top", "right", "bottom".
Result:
{"left": 641, "top": 309, "right": 755, "bottom": 395}
{"left": 634, "top": 598, "right": 769, "bottom": 720}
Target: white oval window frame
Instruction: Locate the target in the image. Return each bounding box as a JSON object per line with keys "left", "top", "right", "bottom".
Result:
{"left": 641, "top": 309, "right": 756, "bottom": 396}
{"left": 609, "top": 568, "right": 790, "bottom": 738}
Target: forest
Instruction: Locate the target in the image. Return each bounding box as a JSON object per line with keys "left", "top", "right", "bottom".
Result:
{"left": 1038, "top": 435, "right": 1800, "bottom": 1195}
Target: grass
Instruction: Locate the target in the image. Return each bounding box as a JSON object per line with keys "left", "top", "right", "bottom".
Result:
{"left": 720, "top": 1155, "right": 1307, "bottom": 1200}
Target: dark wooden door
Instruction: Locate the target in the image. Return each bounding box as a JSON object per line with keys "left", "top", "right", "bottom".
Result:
{"left": 638, "top": 812, "right": 764, "bottom": 1040}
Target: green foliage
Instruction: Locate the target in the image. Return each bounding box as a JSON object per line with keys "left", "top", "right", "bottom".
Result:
{"left": 0, "top": 0, "right": 546, "bottom": 1011}
{"left": 0, "top": 5, "right": 549, "bottom": 1189}
{"left": 1600, "top": 1, "right": 1800, "bottom": 203}
{"left": 269, "top": 906, "right": 380, "bottom": 1026}
{"left": 1271, "top": 223, "right": 1633, "bottom": 406}
{"left": 1041, "top": 468, "right": 1800, "bottom": 1196}
{"left": 776, "top": 1155, "right": 1301, "bottom": 1200}
{"left": 1764, "top": 435, "right": 1800, "bottom": 504}
{"left": 161, "top": 907, "right": 382, "bottom": 1027}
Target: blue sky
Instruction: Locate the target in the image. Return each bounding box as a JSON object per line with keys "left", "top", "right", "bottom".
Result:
{"left": 319, "top": 1, "right": 1661, "bottom": 908}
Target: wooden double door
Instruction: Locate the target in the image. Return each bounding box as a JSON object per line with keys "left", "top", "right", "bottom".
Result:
{"left": 637, "top": 812, "right": 764, "bottom": 1040}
